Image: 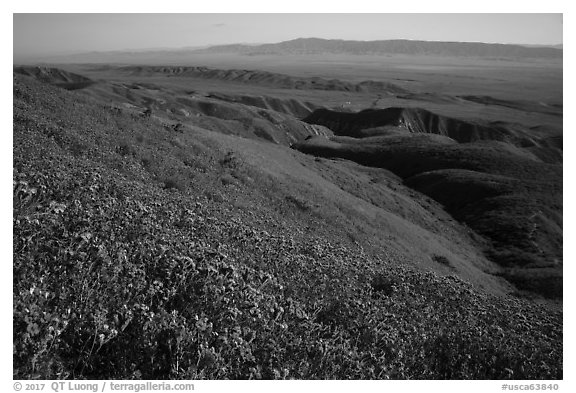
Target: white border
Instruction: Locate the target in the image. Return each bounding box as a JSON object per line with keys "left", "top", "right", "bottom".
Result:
{"left": 4, "top": 2, "right": 571, "bottom": 391}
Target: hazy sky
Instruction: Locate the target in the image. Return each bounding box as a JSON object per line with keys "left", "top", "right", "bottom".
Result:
{"left": 13, "top": 13, "right": 563, "bottom": 59}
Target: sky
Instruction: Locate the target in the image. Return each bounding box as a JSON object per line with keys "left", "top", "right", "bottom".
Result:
{"left": 13, "top": 13, "right": 563, "bottom": 59}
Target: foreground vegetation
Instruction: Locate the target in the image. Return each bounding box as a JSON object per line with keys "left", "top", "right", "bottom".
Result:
{"left": 13, "top": 74, "right": 562, "bottom": 379}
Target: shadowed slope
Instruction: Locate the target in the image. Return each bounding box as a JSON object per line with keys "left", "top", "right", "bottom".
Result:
{"left": 292, "top": 130, "right": 562, "bottom": 298}
{"left": 304, "top": 107, "right": 555, "bottom": 151}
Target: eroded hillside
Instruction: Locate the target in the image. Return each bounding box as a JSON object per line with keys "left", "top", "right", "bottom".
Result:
{"left": 295, "top": 106, "right": 562, "bottom": 298}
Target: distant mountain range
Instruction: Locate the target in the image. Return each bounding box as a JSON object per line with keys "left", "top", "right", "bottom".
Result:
{"left": 20, "top": 38, "right": 562, "bottom": 64}
{"left": 194, "top": 38, "right": 562, "bottom": 58}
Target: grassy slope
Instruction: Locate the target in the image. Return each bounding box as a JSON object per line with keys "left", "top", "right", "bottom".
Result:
{"left": 59, "top": 70, "right": 512, "bottom": 293}
{"left": 13, "top": 73, "right": 562, "bottom": 380}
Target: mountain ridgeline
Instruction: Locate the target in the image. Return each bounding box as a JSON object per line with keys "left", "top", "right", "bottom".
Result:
{"left": 21, "top": 38, "right": 563, "bottom": 65}
{"left": 195, "top": 37, "right": 563, "bottom": 59}
{"left": 117, "top": 65, "right": 409, "bottom": 94}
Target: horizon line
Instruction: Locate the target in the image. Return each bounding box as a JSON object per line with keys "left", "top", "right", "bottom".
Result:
{"left": 15, "top": 37, "right": 563, "bottom": 59}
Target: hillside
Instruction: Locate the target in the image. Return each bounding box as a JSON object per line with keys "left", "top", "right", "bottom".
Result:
{"left": 116, "top": 65, "right": 409, "bottom": 95}
{"left": 294, "top": 106, "right": 562, "bottom": 298}
{"left": 302, "top": 107, "right": 562, "bottom": 162}
{"left": 13, "top": 65, "right": 95, "bottom": 90}
{"left": 13, "top": 67, "right": 562, "bottom": 380}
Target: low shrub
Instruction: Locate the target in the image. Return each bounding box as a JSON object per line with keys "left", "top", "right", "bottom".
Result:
{"left": 161, "top": 175, "right": 187, "bottom": 192}
{"left": 432, "top": 255, "right": 452, "bottom": 267}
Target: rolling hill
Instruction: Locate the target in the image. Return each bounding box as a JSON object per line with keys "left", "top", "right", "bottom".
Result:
{"left": 293, "top": 106, "right": 562, "bottom": 298}
{"left": 116, "top": 65, "right": 410, "bottom": 95}
{"left": 13, "top": 65, "right": 95, "bottom": 90}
